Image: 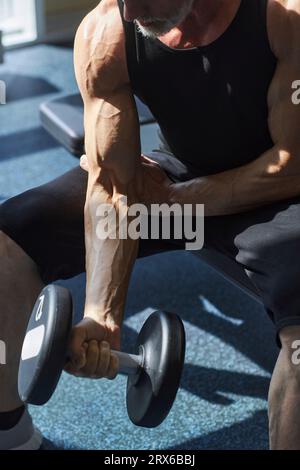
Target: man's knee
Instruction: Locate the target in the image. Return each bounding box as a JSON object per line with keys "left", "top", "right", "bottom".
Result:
{"left": 0, "top": 230, "right": 40, "bottom": 278}
{"left": 0, "top": 230, "right": 18, "bottom": 258}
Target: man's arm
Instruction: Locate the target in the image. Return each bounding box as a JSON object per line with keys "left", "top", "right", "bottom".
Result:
{"left": 74, "top": 2, "right": 140, "bottom": 330}
{"left": 170, "top": 0, "right": 300, "bottom": 216}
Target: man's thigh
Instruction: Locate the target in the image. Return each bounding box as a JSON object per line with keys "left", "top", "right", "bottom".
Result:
{"left": 202, "top": 194, "right": 300, "bottom": 336}
{"left": 0, "top": 166, "right": 88, "bottom": 283}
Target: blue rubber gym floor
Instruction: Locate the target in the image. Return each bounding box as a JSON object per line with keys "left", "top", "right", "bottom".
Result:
{"left": 0, "top": 44, "right": 279, "bottom": 450}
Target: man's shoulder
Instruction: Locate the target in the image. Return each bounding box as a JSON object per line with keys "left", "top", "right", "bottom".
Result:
{"left": 75, "top": 0, "right": 125, "bottom": 60}
{"left": 267, "top": 0, "right": 300, "bottom": 60}
{"left": 74, "top": 0, "right": 129, "bottom": 99}
{"left": 83, "top": 0, "right": 124, "bottom": 40}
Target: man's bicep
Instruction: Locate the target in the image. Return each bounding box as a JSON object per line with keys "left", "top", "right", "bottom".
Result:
{"left": 266, "top": 0, "right": 300, "bottom": 173}
{"left": 74, "top": 5, "right": 141, "bottom": 185}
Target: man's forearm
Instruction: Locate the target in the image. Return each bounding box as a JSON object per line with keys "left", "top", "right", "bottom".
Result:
{"left": 171, "top": 147, "right": 300, "bottom": 216}
{"left": 84, "top": 181, "right": 139, "bottom": 326}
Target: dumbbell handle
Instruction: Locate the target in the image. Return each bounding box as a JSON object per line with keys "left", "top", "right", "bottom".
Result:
{"left": 21, "top": 324, "right": 143, "bottom": 376}
{"left": 66, "top": 347, "right": 144, "bottom": 376}
{"left": 112, "top": 350, "right": 143, "bottom": 375}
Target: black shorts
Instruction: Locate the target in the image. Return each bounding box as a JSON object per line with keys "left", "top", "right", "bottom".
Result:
{"left": 1, "top": 155, "right": 300, "bottom": 342}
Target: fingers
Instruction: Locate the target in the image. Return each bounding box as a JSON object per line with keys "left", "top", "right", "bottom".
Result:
{"left": 141, "top": 154, "right": 159, "bottom": 166}
{"left": 94, "top": 341, "right": 112, "bottom": 378}
{"left": 94, "top": 341, "right": 119, "bottom": 380}
{"left": 106, "top": 353, "right": 119, "bottom": 380}
{"left": 140, "top": 155, "right": 171, "bottom": 185}
{"left": 64, "top": 342, "right": 88, "bottom": 376}
{"left": 82, "top": 340, "right": 100, "bottom": 377}
{"left": 68, "top": 325, "right": 87, "bottom": 371}
{"left": 64, "top": 318, "right": 120, "bottom": 379}
{"left": 70, "top": 341, "right": 119, "bottom": 380}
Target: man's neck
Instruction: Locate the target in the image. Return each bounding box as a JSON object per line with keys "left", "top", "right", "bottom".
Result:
{"left": 187, "top": 0, "right": 225, "bottom": 30}
{"left": 159, "top": 0, "right": 241, "bottom": 49}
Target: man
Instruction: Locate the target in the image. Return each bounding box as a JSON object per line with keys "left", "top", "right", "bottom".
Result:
{"left": 0, "top": 0, "right": 299, "bottom": 450}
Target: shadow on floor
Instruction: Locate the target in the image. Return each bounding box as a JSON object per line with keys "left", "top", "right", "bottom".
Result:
{"left": 41, "top": 438, "right": 64, "bottom": 450}
{"left": 168, "top": 410, "right": 268, "bottom": 450}
{"left": 124, "top": 252, "right": 278, "bottom": 374}
{"left": 118, "top": 323, "right": 269, "bottom": 405}
{"left": 1, "top": 127, "right": 60, "bottom": 161}
{"left": 181, "top": 363, "right": 269, "bottom": 405}
{"left": 0, "top": 73, "right": 60, "bottom": 102}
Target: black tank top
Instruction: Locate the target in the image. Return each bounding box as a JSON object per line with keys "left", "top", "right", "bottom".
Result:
{"left": 117, "top": 0, "right": 277, "bottom": 182}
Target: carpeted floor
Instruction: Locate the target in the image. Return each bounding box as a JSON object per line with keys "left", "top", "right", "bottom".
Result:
{"left": 0, "top": 44, "right": 278, "bottom": 450}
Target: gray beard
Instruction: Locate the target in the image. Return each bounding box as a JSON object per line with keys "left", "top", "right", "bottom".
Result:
{"left": 135, "top": 0, "right": 195, "bottom": 39}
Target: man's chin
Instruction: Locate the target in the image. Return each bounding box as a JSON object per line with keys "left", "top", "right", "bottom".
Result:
{"left": 135, "top": 0, "right": 194, "bottom": 39}
{"left": 135, "top": 20, "right": 174, "bottom": 39}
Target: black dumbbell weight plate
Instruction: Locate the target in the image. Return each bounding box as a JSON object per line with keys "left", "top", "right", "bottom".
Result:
{"left": 18, "top": 285, "right": 73, "bottom": 405}
{"left": 126, "top": 311, "right": 186, "bottom": 428}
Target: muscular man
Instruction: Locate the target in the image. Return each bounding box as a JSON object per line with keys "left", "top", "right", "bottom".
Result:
{"left": 0, "top": 0, "right": 299, "bottom": 450}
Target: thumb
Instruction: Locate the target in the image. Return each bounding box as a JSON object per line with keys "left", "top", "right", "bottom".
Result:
{"left": 64, "top": 343, "right": 88, "bottom": 374}
{"left": 141, "top": 154, "right": 159, "bottom": 166}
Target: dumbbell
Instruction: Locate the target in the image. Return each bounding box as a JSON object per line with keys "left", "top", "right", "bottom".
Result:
{"left": 18, "top": 285, "right": 186, "bottom": 428}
